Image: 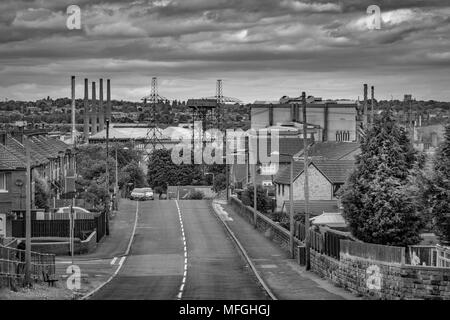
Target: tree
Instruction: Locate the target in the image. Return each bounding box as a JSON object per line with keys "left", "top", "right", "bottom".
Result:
{"left": 34, "top": 176, "right": 50, "bottom": 211}
{"left": 242, "top": 185, "right": 271, "bottom": 213}
{"left": 119, "top": 161, "right": 146, "bottom": 190}
{"left": 147, "top": 149, "right": 202, "bottom": 192}
{"left": 339, "top": 107, "right": 424, "bottom": 246}
{"left": 420, "top": 124, "right": 450, "bottom": 244}
{"left": 213, "top": 173, "right": 227, "bottom": 192}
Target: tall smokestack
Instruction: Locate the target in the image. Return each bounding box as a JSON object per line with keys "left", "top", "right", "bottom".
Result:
{"left": 363, "top": 84, "right": 368, "bottom": 128}
{"left": 91, "top": 81, "right": 98, "bottom": 135}
{"left": 71, "top": 76, "right": 76, "bottom": 147}
{"left": 98, "top": 79, "right": 105, "bottom": 132}
{"left": 83, "top": 78, "right": 89, "bottom": 140}
{"left": 371, "top": 86, "right": 375, "bottom": 125}
{"left": 106, "top": 79, "right": 111, "bottom": 121}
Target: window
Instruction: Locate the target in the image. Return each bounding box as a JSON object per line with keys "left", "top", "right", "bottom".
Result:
{"left": 0, "top": 173, "right": 7, "bottom": 192}
{"left": 333, "top": 183, "right": 344, "bottom": 197}
{"left": 282, "top": 184, "right": 285, "bottom": 196}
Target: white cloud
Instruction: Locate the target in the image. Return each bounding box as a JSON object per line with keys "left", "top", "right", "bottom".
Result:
{"left": 12, "top": 8, "right": 65, "bottom": 29}
{"left": 280, "top": 0, "right": 341, "bottom": 13}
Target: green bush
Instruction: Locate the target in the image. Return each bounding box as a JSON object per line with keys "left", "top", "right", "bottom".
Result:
{"left": 188, "top": 190, "right": 204, "bottom": 200}
{"left": 242, "top": 185, "right": 271, "bottom": 213}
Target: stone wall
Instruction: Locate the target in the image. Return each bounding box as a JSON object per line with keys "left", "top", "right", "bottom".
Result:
{"left": 310, "top": 249, "right": 450, "bottom": 300}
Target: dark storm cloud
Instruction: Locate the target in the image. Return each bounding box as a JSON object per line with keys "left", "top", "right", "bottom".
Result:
{"left": 0, "top": 0, "right": 449, "bottom": 102}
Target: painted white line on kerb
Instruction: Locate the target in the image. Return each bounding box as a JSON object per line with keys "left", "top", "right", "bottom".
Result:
{"left": 118, "top": 256, "right": 125, "bottom": 266}
{"left": 81, "top": 201, "right": 140, "bottom": 300}
{"left": 110, "top": 257, "right": 117, "bottom": 265}
{"left": 175, "top": 200, "right": 188, "bottom": 300}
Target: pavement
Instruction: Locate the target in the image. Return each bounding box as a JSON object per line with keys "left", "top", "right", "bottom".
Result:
{"left": 215, "top": 200, "right": 358, "bottom": 300}
{"left": 55, "top": 199, "right": 138, "bottom": 298}
{"left": 90, "top": 199, "right": 267, "bottom": 300}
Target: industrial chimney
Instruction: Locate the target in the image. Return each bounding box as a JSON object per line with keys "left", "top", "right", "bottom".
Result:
{"left": 363, "top": 84, "right": 368, "bottom": 128}
{"left": 83, "top": 78, "right": 89, "bottom": 139}
{"left": 91, "top": 81, "right": 98, "bottom": 135}
{"left": 371, "top": 86, "right": 375, "bottom": 125}
{"left": 71, "top": 76, "right": 76, "bottom": 147}
{"left": 106, "top": 79, "right": 111, "bottom": 121}
{"left": 98, "top": 79, "right": 105, "bottom": 132}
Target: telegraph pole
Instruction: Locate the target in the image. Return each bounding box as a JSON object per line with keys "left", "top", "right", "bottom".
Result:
{"left": 105, "top": 119, "right": 110, "bottom": 235}
{"left": 302, "top": 92, "right": 311, "bottom": 270}
{"left": 289, "top": 157, "right": 294, "bottom": 259}
{"left": 24, "top": 136, "right": 32, "bottom": 287}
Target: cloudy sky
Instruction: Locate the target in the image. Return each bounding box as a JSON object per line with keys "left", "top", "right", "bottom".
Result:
{"left": 0, "top": 0, "right": 449, "bottom": 103}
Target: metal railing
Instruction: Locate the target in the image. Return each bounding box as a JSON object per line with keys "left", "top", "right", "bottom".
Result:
{"left": 0, "top": 244, "right": 56, "bottom": 283}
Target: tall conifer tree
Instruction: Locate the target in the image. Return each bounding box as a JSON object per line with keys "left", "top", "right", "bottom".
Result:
{"left": 340, "top": 107, "right": 423, "bottom": 246}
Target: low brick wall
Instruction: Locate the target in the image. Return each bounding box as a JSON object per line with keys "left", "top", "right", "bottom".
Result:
{"left": 229, "top": 197, "right": 301, "bottom": 257}
{"left": 310, "top": 250, "right": 450, "bottom": 300}
{"left": 80, "top": 230, "right": 97, "bottom": 254}
{"left": 20, "top": 231, "right": 97, "bottom": 256}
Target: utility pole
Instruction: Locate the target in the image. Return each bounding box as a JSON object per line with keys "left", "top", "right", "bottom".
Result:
{"left": 105, "top": 119, "right": 110, "bottom": 236}
{"left": 24, "top": 136, "right": 32, "bottom": 287}
{"left": 302, "top": 92, "right": 311, "bottom": 270}
{"left": 225, "top": 161, "right": 229, "bottom": 201}
{"left": 289, "top": 156, "right": 294, "bottom": 259}
{"left": 115, "top": 141, "right": 119, "bottom": 210}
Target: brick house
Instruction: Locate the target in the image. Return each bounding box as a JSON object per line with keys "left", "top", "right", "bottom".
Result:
{"left": 274, "top": 160, "right": 355, "bottom": 214}
{"left": 0, "top": 131, "right": 75, "bottom": 238}
{"left": 273, "top": 142, "right": 359, "bottom": 215}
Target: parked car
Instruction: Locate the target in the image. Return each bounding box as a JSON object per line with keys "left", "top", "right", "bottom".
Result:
{"left": 130, "top": 188, "right": 154, "bottom": 201}
{"left": 142, "top": 188, "right": 154, "bottom": 200}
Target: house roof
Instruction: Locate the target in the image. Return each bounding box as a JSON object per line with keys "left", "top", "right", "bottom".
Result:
{"left": 256, "top": 137, "right": 313, "bottom": 163}
{"left": 311, "top": 212, "right": 347, "bottom": 227}
{"left": 284, "top": 200, "right": 340, "bottom": 216}
{"left": 274, "top": 160, "right": 355, "bottom": 184}
{"left": 0, "top": 144, "right": 25, "bottom": 170}
{"left": 89, "top": 126, "right": 191, "bottom": 141}
{"left": 5, "top": 135, "right": 47, "bottom": 167}
{"left": 295, "top": 142, "right": 360, "bottom": 160}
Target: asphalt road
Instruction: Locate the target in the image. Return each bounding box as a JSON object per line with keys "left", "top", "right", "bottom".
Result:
{"left": 91, "top": 199, "right": 267, "bottom": 300}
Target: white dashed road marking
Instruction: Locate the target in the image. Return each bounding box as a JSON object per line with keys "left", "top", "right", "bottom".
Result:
{"left": 110, "top": 257, "right": 117, "bottom": 265}
{"left": 175, "top": 200, "right": 188, "bottom": 300}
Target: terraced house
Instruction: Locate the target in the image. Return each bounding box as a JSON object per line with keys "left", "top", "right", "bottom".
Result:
{"left": 0, "top": 131, "right": 75, "bottom": 238}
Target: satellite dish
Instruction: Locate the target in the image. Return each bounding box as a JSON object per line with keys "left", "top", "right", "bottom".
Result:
{"left": 15, "top": 179, "right": 24, "bottom": 187}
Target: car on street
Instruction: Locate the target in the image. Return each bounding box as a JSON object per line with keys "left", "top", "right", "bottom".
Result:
{"left": 130, "top": 187, "right": 154, "bottom": 201}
